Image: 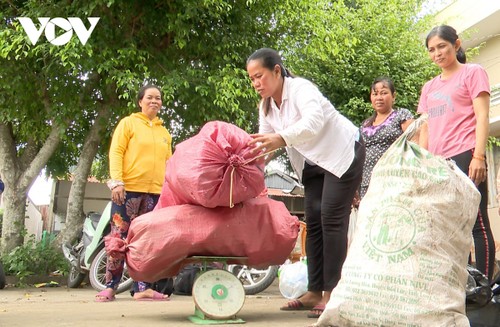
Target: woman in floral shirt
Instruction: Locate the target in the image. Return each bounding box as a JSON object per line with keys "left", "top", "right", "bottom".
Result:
{"left": 359, "top": 77, "right": 414, "bottom": 198}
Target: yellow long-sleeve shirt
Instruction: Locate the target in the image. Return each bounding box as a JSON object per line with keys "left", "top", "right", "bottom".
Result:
{"left": 109, "top": 112, "right": 172, "bottom": 194}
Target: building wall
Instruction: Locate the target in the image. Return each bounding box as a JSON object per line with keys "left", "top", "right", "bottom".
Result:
{"left": 48, "top": 180, "right": 110, "bottom": 233}
{"left": 471, "top": 37, "right": 500, "bottom": 123}
{"left": 434, "top": 0, "right": 500, "bottom": 43}
{"left": 24, "top": 199, "right": 44, "bottom": 241}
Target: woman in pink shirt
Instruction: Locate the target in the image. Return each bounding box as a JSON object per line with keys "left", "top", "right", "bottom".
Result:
{"left": 418, "top": 25, "right": 495, "bottom": 281}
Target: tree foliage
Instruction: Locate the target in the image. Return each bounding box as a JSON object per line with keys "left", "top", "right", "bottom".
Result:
{"left": 272, "top": 0, "right": 439, "bottom": 126}
{"left": 0, "top": 0, "right": 438, "bottom": 253}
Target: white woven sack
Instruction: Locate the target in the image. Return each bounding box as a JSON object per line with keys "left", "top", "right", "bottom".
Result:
{"left": 314, "top": 117, "right": 480, "bottom": 327}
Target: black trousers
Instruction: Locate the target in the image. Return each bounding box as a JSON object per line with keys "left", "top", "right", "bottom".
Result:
{"left": 302, "top": 140, "right": 365, "bottom": 292}
{"left": 450, "top": 150, "right": 496, "bottom": 281}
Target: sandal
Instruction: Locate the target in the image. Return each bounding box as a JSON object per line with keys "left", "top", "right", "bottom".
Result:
{"left": 280, "top": 299, "right": 314, "bottom": 311}
{"left": 307, "top": 304, "right": 325, "bottom": 318}
{"left": 95, "top": 289, "right": 115, "bottom": 302}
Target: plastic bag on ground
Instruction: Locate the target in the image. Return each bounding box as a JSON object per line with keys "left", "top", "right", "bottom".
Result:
{"left": 279, "top": 259, "right": 308, "bottom": 299}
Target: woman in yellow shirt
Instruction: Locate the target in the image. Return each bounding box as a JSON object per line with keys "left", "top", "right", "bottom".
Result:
{"left": 96, "top": 84, "right": 172, "bottom": 302}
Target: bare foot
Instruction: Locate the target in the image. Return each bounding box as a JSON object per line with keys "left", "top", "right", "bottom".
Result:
{"left": 322, "top": 290, "right": 331, "bottom": 305}
{"left": 133, "top": 289, "right": 169, "bottom": 301}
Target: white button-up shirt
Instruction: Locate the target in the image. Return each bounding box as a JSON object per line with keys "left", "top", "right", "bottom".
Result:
{"left": 259, "top": 77, "right": 358, "bottom": 180}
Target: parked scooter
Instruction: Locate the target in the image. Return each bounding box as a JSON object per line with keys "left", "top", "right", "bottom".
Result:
{"left": 226, "top": 264, "right": 278, "bottom": 295}
{"left": 226, "top": 220, "right": 306, "bottom": 295}
{"left": 62, "top": 202, "right": 133, "bottom": 293}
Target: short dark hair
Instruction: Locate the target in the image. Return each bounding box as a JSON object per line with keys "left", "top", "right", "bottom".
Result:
{"left": 425, "top": 25, "right": 466, "bottom": 64}
{"left": 137, "top": 84, "right": 162, "bottom": 108}
{"left": 363, "top": 77, "right": 396, "bottom": 127}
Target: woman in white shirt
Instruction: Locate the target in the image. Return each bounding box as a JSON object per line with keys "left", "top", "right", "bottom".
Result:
{"left": 247, "top": 48, "right": 365, "bottom": 318}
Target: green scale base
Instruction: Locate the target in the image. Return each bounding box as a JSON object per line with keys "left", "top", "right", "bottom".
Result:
{"left": 186, "top": 256, "right": 248, "bottom": 325}
{"left": 188, "top": 307, "right": 245, "bottom": 325}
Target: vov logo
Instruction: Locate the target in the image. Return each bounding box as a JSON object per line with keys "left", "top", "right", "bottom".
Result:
{"left": 17, "top": 17, "right": 100, "bottom": 46}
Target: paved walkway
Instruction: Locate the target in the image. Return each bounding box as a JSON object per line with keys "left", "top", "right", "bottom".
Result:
{"left": 0, "top": 280, "right": 314, "bottom": 327}
{"left": 0, "top": 279, "right": 499, "bottom": 326}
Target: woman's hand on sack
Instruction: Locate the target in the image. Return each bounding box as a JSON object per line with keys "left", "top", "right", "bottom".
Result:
{"left": 248, "top": 133, "right": 286, "bottom": 155}
{"left": 469, "top": 157, "right": 487, "bottom": 186}
{"left": 111, "top": 185, "right": 126, "bottom": 205}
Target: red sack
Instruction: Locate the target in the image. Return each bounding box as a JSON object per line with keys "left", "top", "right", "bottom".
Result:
{"left": 156, "top": 121, "right": 265, "bottom": 209}
{"left": 107, "top": 197, "right": 299, "bottom": 282}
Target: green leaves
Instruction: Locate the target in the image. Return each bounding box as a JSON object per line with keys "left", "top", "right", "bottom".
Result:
{"left": 2, "top": 232, "right": 68, "bottom": 283}
{"left": 0, "top": 0, "right": 438, "bottom": 175}
{"left": 276, "top": 0, "right": 436, "bottom": 125}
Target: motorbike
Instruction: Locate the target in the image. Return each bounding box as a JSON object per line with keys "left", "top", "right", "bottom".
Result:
{"left": 226, "top": 264, "right": 278, "bottom": 295}
{"left": 62, "top": 201, "right": 133, "bottom": 294}
{"left": 225, "top": 220, "right": 306, "bottom": 296}
{"left": 224, "top": 221, "right": 307, "bottom": 295}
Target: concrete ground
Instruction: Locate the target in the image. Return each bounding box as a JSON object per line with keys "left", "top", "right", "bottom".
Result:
{"left": 0, "top": 279, "right": 499, "bottom": 327}
{"left": 0, "top": 280, "right": 313, "bottom": 327}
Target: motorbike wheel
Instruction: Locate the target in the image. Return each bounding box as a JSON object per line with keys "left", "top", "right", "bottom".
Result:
{"left": 0, "top": 262, "right": 6, "bottom": 289}
{"left": 89, "top": 247, "right": 133, "bottom": 294}
{"left": 226, "top": 264, "right": 278, "bottom": 295}
{"left": 67, "top": 265, "right": 86, "bottom": 289}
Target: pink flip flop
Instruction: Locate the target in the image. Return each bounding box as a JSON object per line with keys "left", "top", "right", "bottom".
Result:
{"left": 95, "top": 289, "right": 115, "bottom": 302}
{"left": 280, "top": 299, "right": 314, "bottom": 311}
{"left": 135, "top": 290, "right": 170, "bottom": 301}
{"left": 307, "top": 304, "right": 326, "bottom": 318}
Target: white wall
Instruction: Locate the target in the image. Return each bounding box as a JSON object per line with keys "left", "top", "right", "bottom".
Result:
{"left": 48, "top": 180, "right": 110, "bottom": 233}
{"left": 25, "top": 199, "right": 44, "bottom": 241}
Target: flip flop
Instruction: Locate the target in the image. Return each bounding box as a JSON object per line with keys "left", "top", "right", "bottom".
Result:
{"left": 95, "top": 289, "right": 115, "bottom": 302}
{"left": 135, "top": 290, "right": 170, "bottom": 301}
{"left": 280, "top": 299, "right": 314, "bottom": 311}
{"left": 307, "top": 304, "right": 326, "bottom": 318}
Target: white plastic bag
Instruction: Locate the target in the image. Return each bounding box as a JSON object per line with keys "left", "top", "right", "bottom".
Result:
{"left": 347, "top": 208, "right": 357, "bottom": 249}
{"left": 279, "top": 259, "right": 308, "bottom": 299}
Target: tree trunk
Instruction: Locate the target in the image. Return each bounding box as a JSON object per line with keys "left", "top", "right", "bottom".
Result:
{"left": 57, "top": 107, "right": 111, "bottom": 247}
{"left": 0, "top": 122, "right": 65, "bottom": 256}
{"left": 1, "top": 186, "right": 27, "bottom": 255}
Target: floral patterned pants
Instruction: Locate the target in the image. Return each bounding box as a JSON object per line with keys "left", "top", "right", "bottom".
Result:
{"left": 105, "top": 191, "right": 159, "bottom": 292}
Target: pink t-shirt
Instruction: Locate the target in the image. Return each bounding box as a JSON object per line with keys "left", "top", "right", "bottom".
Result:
{"left": 417, "top": 64, "right": 490, "bottom": 158}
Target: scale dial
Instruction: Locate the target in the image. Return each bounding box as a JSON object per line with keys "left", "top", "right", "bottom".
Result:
{"left": 192, "top": 269, "right": 246, "bottom": 319}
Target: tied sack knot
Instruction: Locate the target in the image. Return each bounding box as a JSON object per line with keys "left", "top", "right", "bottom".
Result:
{"left": 227, "top": 154, "right": 246, "bottom": 208}
{"left": 228, "top": 153, "right": 244, "bottom": 167}
{"left": 104, "top": 235, "right": 128, "bottom": 260}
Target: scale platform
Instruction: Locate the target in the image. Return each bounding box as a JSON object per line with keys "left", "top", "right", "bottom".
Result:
{"left": 185, "top": 256, "right": 248, "bottom": 325}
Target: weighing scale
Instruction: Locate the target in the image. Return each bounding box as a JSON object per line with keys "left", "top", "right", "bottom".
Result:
{"left": 186, "top": 256, "right": 247, "bottom": 325}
